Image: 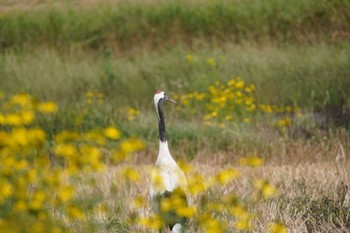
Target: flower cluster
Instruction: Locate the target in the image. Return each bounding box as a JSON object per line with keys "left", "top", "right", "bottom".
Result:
{"left": 175, "top": 77, "right": 256, "bottom": 127}
{"left": 0, "top": 93, "right": 145, "bottom": 233}
{"left": 175, "top": 78, "right": 301, "bottom": 131}
{"left": 85, "top": 91, "right": 104, "bottom": 105}
{"left": 134, "top": 156, "right": 286, "bottom": 233}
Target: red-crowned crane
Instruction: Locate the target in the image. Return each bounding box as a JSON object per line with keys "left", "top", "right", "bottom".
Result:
{"left": 150, "top": 90, "right": 190, "bottom": 233}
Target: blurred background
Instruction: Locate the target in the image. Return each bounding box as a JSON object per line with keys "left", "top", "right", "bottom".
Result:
{"left": 1, "top": 1, "right": 350, "bottom": 232}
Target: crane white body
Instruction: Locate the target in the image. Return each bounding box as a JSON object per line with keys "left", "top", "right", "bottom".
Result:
{"left": 150, "top": 91, "right": 190, "bottom": 233}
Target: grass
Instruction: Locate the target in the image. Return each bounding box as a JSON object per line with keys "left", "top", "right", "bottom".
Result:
{"left": 1, "top": 0, "right": 350, "bottom": 232}
{"left": 82, "top": 155, "right": 350, "bottom": 232}
{"left": 0, "top": 0, "right": 349, "bottom": 50}
{"left": 1, "top": 42, "right": 350, "bottom": 158}
{"left": 1, "top": 42, "right": 349, "bottom": 108}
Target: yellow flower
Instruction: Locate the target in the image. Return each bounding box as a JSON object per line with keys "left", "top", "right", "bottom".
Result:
{"left": 230, "top": 206, "right": 248, "bottom": 217}
{"left": 178, "top": 161, "right": 193, "bottom": 173}
{"left": 152, "top": 169, "right": 165, "bottom": 191}
{"left": 160, "top": 199, "right": 172, "bottom": 212}
{"left": 276, "top": 117, "right": 292, "bottom": 127}
{"left": 234, "top": 217, "right": 252, "bottom": 231}
{"left": 19, "top": 110, "right": 35, "bottom": 125}
{"left": 0, "top": 180, "right": 13, "bottom": 200}
{"left": 127, "top": 107, "right": 140, "bottom": 121}
{"left": 139, "top": 215, "right": 163, "bottom": 230}
{"left": 123, "top": 167, "right": 140, "bottom": 182}
{"left": 10, "top": 93, "right": 32, "bottom": 107}
{"left": 235, "top": 79, "right": 245, "bottom": 89}
{"left": 132, "top": 195, "right": 146, "bottom": 208}
{"left": 28, "top": 128, "right": 46, "bottom": 144}
{"left": 120, "top": 138, "right": 145, "bottom": 153}
{"left": 112, "top": 151, "right": 127, "bottom": 163}
{"left": 37, "top": 102, "right": 57, "bottom": 113}
{"left": 239, "top": 156, "right": 263, "bottom": 167}
{"left": 188, "top": 174, "right": 206, "bottom": 194}
{"left": 5, "top": 113, "right": 22, "bottom": 126}
{"left": 176, "top": 206, "right": 196, "bottom": 217}
{"left": 207, "top": 57, "right": 216, "bottom": 66}
{"left": 216, "top": 168, "right": 239, "bottom": 185}
{"left": 200, "top": 216, "right": 225, "bottom": 233}
{"left": 0, "top": 114, "right": 5, "bottom": 124}
{"left": 85, "top": 91, "right": 95, "bottom": 97}
{"left": 30, "top": 191, "right": 46, "bottom": 210}
{"left": 14, "top": 200, "right": 27, "bottom": 212}
{"left": 27, "top": 169, "right": 37, "bottom": 183}
{"left": 225, "top": 115, "right": 233, "bottom": 121}
{"left": 10, "top": 127, "right": 29, "bottom": 147}
{"left": 195, "top": 93, "right": 206, "bottom": 100}
{"left": 54, "top": 143, "right": 77, "bottom": 158}
{"left": 268, "top": 222, "right": 288, "bottom": 233}
{"left": 186, "top": 54, "right": 194, "bottom": 63}
{"left": 227, "top": 79, "right": 236, "bottom": 86}
{"left": 253, "top": 179, "right": 277, "bottom": 199}
{"left": 57, "top": 186, "right": 74, "bottom": 202}
{"left": 67, "top": 205, "right": 85, "bottom": 219}
{"left": 103, "top": 127, "right": 121, "bottom": 140}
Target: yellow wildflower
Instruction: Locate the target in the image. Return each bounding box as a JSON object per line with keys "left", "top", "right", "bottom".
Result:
{"left": 103, "top": 127, "right": 121, "bottom": 140}
{"left": 112, "top": 151, "right": 127, "bottom": 163}
{"left": 10, "top": 93, "right": 32, "bottom": 107}
{"left": 132, "top": 196, "right": 146, "bottom": 208}
{"left": 216, "top": 168, "right": 239, "bottom": 185}
{"left": 188, "top": 174, "right": 206, "bottom": 194}
{"left": 207, "top": 57, "right": 216, "bottom": 66}
{"left": 123, "top": 167, "right": 140, "bottom": 182}
{"left": 5, "top": 113, "right": 22, "bottom": 126}
{"left": 54, "top": 143, "right": 77, "bottom": 158}
{"left": 176, "top": 206, "right": 196, "bottom": 217}
{"left": 139, "top": 215, "right": 163, "bottom": 230}
{"left": 37, "top": 102, "right": 57, "bottom": 113}
{"left": 0, "top": 180, "right": 13, "bottom": 200}
{"left": 19, "top": 110, "right": 35, "bottom": 124}
{"left": 127, "top": 107, "right": 140, "bottom": 121}
{"left": 57, "top": 186, "right": 74, "bottom": 202}
{"left": 30, "top": 191, "right": 46, "bottom": 210}
{"left": 186, "top": 54, "right": 194, "bottom": 62}
{"left": 120, "top": 138, "right": 145, "bottom": 153}
{"left": 67, "top": 205, "right": 85, "bottom": 219}
{"left": 14, "top": 200, "right": 27, "bottom": 212}
{"left": 253, "top": 179, "right": 277, "bottom": 199}
{"left": 268, "top": 222, "right": 288, "bottom": 233}
{"left": 239, "top": 156, "right": 263, "bottom": 167}
{"left": 85, "top": 91, "right": 95, "bottom": 97}
{"left": 227, "top": 79, "right": 236, "bottom": 86}
{"left": 235, "top": 79, "right": 245, "bottom": 89}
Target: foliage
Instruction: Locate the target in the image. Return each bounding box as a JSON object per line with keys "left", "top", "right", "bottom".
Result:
{"left": 0, "top": 0, "right": 349, "bottom": 50}
{"left": 136, "top": 158, "right": 285, "bottom": 233}
{"left": 0, "top": 93, "right": 145, "bottom": 232}
{"left": 175, "top": 77, "right": 301, "bottom": 134}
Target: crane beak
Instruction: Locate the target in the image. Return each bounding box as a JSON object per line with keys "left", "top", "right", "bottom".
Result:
{"left": 165, "top": 95, "right": 177, "bottom": 104}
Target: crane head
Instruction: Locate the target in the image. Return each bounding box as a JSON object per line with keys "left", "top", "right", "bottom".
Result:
{"left": 154, "top": 90, "right": 177, "bottom": 107}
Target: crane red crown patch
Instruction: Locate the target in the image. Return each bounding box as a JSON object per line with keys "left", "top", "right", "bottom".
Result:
{"left": 155, "top": 90, "right": 163, "bottom": 94}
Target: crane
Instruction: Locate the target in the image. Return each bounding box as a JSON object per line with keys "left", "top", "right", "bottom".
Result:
{"left": 150, "top": 90, "right": 190, "bottom": 233}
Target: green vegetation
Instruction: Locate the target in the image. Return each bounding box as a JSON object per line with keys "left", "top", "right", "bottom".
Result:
{"left": 0, "top": 0, "right": 349, "bottom": 50}
{"left": 0, "top": 0, "right": 349, "bottom": 232}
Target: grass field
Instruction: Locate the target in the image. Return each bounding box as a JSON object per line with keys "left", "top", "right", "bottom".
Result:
{"left": 0, "top": 0, "right": 350, "bottom": 232}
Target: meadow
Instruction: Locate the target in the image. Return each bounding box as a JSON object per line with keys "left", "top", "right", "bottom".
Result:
{"left": 0, "top": 0, "right": 349, "bottom": 232}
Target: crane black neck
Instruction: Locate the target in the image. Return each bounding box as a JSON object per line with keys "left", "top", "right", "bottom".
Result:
{"left": 157, "top": 100, "right": 167, "bottom": 143}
